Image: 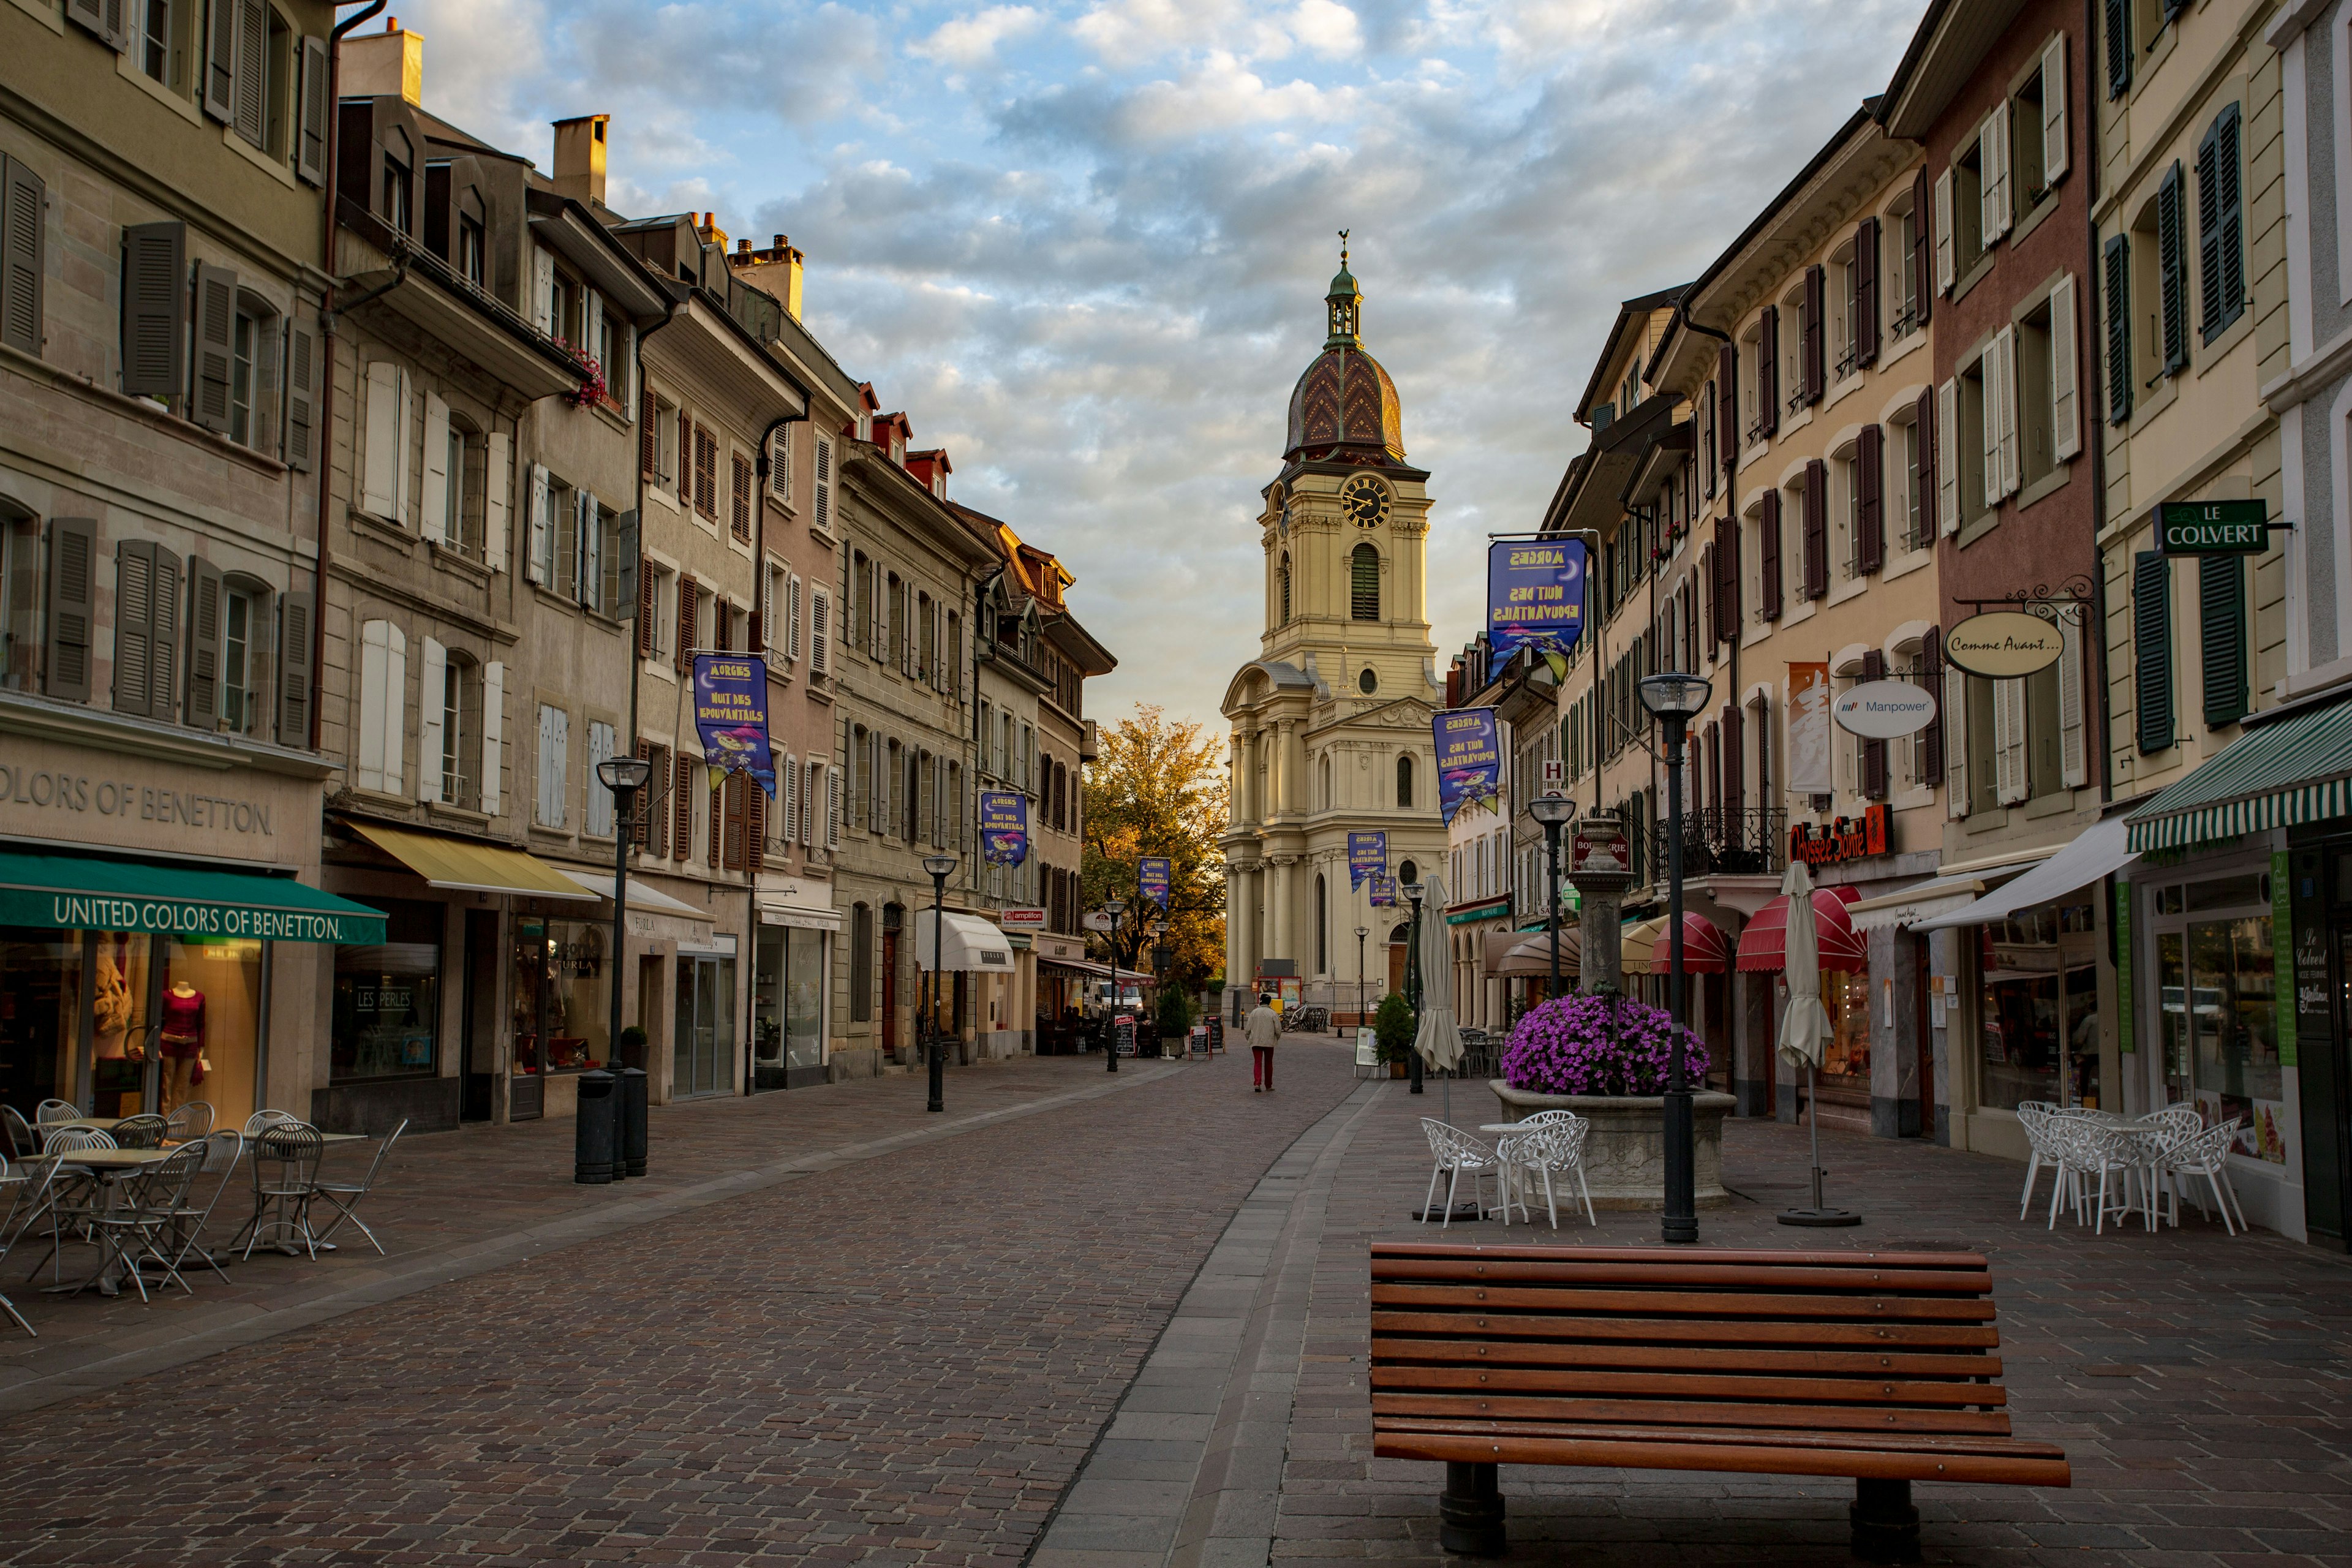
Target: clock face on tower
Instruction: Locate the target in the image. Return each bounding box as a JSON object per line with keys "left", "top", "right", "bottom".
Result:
{"left": 1341, "top": 475, "right": 1390, "bottom": 529}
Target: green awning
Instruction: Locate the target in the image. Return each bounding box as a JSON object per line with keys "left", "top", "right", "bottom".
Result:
{"left": 0, "top": 852, "right": 388, "bottom": 944}
{"left": 2125, "top": 698, "right": 2352, "bottom": 852}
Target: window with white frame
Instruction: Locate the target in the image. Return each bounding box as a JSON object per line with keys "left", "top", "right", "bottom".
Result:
{"left": 1833, "top": 447, "right": 1858, "bottom": 581}
{"left": 1831, "top": 239, "right": 1859, "bottom": 381}
{"left": 1896, "top": 414, "right": 1928, "bottom": 551}
{"left": 1891, "top": 195, "right": 1921, "bottom": 336}
{"left": 585, "top": 720, "right": 616, "bottom": 837}
{"left": 535, "top": 702, "right": 570, "bottom": 829}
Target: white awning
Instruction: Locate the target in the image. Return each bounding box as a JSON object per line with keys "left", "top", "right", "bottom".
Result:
{"left": 1912, "top": 820, "right": 2138, "bottom": 932}
{"left": 557, "top": 868, "right": 714, "bottom": 922}
{"left": 913, "top": 910, "right": 1019, "bottom": 973}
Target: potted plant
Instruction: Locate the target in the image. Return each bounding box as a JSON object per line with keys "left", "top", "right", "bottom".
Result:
{"left": 1491, "top": 990, "right": 1738, "bottom": 1211}
{"left": 1374, "top": 992, "right": 1415, "bottom": 1079}
{"left": 1156, "top": 984, "right": 1191, "bottom": 1055}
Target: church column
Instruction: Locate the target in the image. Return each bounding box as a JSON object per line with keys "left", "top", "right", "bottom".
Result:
{"left": 1245, "top": 727, "right": 1264, "bottom": 824}
{"left": 1270, "top": 856, "right": 1295, "bottom": 970}
{"left": 1229, "top": 733, "right": 1248, "bottom": 827}
{"left": 1281, "top": 719, "right": 1306, "bottom": 816}
{"left": 1225, "top": 859, "right": 1247, "bottom": 1003}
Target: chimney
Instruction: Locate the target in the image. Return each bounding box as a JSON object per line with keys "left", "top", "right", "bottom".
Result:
{"left": 551, "top": 114, "right": 609, "bottom": 207}
{"left": 338, "top": 14, "right": 422, "bottom": 105}
{"left": 731, "top": 232, "right": 805, "bottom": 323}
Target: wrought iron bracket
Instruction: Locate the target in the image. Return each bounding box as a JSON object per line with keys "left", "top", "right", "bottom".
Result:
{"left": 1950, "top": 573, "right": 2097, "bottom": 615}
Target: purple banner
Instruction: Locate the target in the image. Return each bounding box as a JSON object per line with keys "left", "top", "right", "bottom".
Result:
{"left": 692, "top": 653, "right": 775, "bottom": 796}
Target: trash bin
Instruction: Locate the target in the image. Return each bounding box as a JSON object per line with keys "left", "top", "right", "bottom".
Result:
{"left": 617, "top": 1066, "right": 648, "bottom": 1178}
{"left": 574, "top": 1068, "right": 617, "bottom": 1185}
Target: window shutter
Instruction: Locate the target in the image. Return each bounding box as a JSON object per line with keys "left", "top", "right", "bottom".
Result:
{"left": 1757, "top": 305, "right": 1779, "bottom": 435}
{"left": 2199, "top": 104, "right": 2245, "bottom": 342}
{"left": 2104, "top": 233, "right": 2135, "bottom": 424}
{"left": 530, "top": 246, "right": 554, "bottom": 334}
{"left": 1980, "top": 350, "right": 2004, "bottom": 511}
{"left": 676, "top": 574, "right": 698, "bottom": 671}
{"left": 419, "top": 393, "right": 450, "bottom": 546}
{"left": 1803, "top": 462, "right": 1828, "bottom": 598}
{"left": 585, "top": 722, "right": 614, "bottom": 837}
{"left": 1996, "top": 325, "right": 2021, "bottom": 497}
{"left": 526, "top": 464, "right": 549, "bottom": 583}
{"left": 381, "top": 622, "right": 406, "bottom": 796}
{"left": 1912, "top": 388, "right": 1938, "bottom": 550}
{"left": 1802, "top": 264, "right": 1825, "bottom": 401}
{"left": 731, "top": 453, "right": 752, "bottom": 541}
{"left": 1758, "top": 491, "right": 1782, "bottom": 620}
{"left": 296, "top": 35, "right": 329, "bottom": 186}
{"left": 1856, "top": 424, "right": 1885, "bottom": 573}
{"left": 635, "top": 740, "right": 656, "bottom": 848}
{"left": 2134, "top": 551, "right": 2174, "bottom": 752}
{"left": 638, "top": 564, "right": 658, "bottom": 658}
{"left": 758, "top": 565, "right": 774, "bottom": 658}
{"left": 1920, "top": 626, "right": 1945, "bottom": 784}
{"left": 639, "top": 386, "right": 658, "bottom": 475}
{"left": 534, "top": 704, "right": 554, "bottom": 827}
{"left": 276, "top": 587, "right": 311, "bottom": 745}
{"left": 1946, "top": 663, "right": 1971, "bottom": 817}
{"left": 1910, "top": 170, "right": 1933, "bottom": 326}
{"left": 191, "top": 263, "right": 237, "bottom": 434}
{"left": 2197, "top": 123, "right": 2225, "bottom": 338}
{"left": 1994, "top": 678, "right": 2029, "bottom": 804}
{"left": 579, "top": 491, "right": 601, "bottom": 612}
{"left": 813, "top": 435, "right": 835, "bottom": 531}
{"left": 2220, "top": 107, "right": 2246, "bottom": 333}
{"left": 357, "top": 620, "right": 388, "bottom": 791}
{"left": 185, "top": 556, "right": 222, "bottom": 730}
{"left": 1716, "top": 344, "right": 1737, "bottom": 469}
{"left": 285, "top": 320, "right": 316, "bottom": 470}
{"left": 232, "top": 0, "right": 266, "bottom": 146}
{"left": 361, "top": 362, "right": 399, "bottom": 517}
{"left": 827, "top": 765, "right": 843, "bottom": 850}
{"left": 66, "top": 0, "right": 112, "bottom": 45}
{"left": 2056, "top": 605, "right": 2087, "bottom": 787}
{"left": 789, "top": 573, "right": 804, "bottom": 662}
{"left": 673, "top": 754, "right": 694, "bottom": 861}
{"left": 1724, "top": 703, "right": 1744, "bottom": 813}
{"left": 614, "top": 508, "right": 636, "bottom": 626}
{"left": 418, "top": 637, "right": 447, "bottom": 803}
{"left": 695, "top": 426, "right": 718, "bottom": 519}
{"left": 481, "top": 660, "right": 503, "bottom": 815}
{"left": 1861, "top": 649, "right": 1888, "bottom": 799}
{"left": 771, "top": 429, "right": 792, "bottom": 500}
{"left": 2158, "top": 162, "right": 2187, "bottom": 371}
{"left": 748, "top": 780, "right": 765, "bottom": 873}
{"left": 2106, "top": 0, "right": 2132, "bottom": 97}
{"left": 2041, "top": 36, "right": 2069, "bottom": 185}
{"left": 708, "top": 774, "right": 723, "bottom": 869}
{"left": 811, "top": 584, "right": 831, "bottom": 676}
{"left": 119, "top": 221, "right": 183, "bottom": 396}
{"left": 552, "top": 707, "right": 570, "bottom": 829}
{"left": 482, "top": 432, "right": 511, "bottom": 571}
{"left": 1933, "top": 169, "right": 1956, "bottom": 293}
{"left": 43, "top": 516, "right": 94, "bottom": 703}
{"left": 203, "top": 0, "right": 234, "bottom": 121}
{"left": 2199, "top": 553, "right": 2247, "bottom": 726}
{"left": 1982, "top": 108, "right": 2011, "bottom": 242}
{"left": 1855, "top": 217, "right": 1880, "bottom": 368}
{"left": 2049, "top": 273, "right": 2080, "bottom": 460}
{"left": 113, "top": 541, "right": 155, "bottom": 717}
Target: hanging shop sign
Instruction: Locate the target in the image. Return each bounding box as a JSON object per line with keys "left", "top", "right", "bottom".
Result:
{"left": 1434, "top": 707, "right": 1502, "bottom": 826}
{"left": 980, "top": 791, "right": 1029, "bottom": 865}
{"left": 1787, "top": 662, "right": 1833, "bottom": 795}
{"left": 692, "top": 653, "right": 776, "bottom": 796}
{"left": 1486, "top": 539, "right": 1587, "bottom": 674}
{"left": 1944, "top": 611, "right": 2064, "bottom": 678}
{"left": 1348, "top": 831, "right": 1387, "bottom": 891}
{"left": 1139, "top": 856, "right": 1172, "bottom": 908}
{"left": 2157, "top": 499, "right": 2271, "bottom": 556}
{"left": 1832, "top": 679, "right": 1937, "bottom": 739}
{"left": 1370, "top": 875, "right": 1396, "bottom": 907}
{"left": 999, "top": 907, "right": 1047, "bottom": 932}
{"left": 1789, "top": 804, "right": 1891, "bottom": 867}
{"left": 1082, "top": 910, "right": 1116, "bottom": 932}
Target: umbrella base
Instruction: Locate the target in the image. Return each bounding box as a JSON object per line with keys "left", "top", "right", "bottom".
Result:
{"left": 1777, "top": 1207, "right": 1863, "bottom": 1227}
{"left": 1412, "top": 1204, "right": 1488, "bottom": 1224}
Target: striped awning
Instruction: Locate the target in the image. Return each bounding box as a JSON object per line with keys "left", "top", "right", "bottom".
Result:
{"left": 2125, "top": 697, "right": 2352, "bottom": 851}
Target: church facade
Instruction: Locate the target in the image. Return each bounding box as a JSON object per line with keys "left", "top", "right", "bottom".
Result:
{"left": 1220, "top": 252, "right": 1447, "bottom": 1022}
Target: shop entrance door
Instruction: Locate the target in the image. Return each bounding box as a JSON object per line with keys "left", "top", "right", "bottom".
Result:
{"left": 461, "top": 910, "right": 498, "bottom": 1123}
{"left": 881, "top": 929, "right": 900, "bottom": 1060}
{"left": 673, "top": 954, "right": 734, "bottom": 1098}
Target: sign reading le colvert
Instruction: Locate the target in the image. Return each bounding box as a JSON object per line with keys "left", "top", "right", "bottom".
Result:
{"left": 1944, "top": 611, "right": 2064, "bottom": 679}
{"left": 2158, "top": 499, "right": 2270, "bottom": 556}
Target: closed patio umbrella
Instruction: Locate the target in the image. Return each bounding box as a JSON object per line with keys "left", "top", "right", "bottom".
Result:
{"left": 1413, "top": 876, "right": 1463, "bottom": 1119}
{"left": 1775, "top": 859, "right": 1856, "bottom": 1226}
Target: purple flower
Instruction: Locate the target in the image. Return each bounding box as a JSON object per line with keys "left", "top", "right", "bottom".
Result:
{"left": 1500, "top": 993, "right": 1710, "bottom": 1096}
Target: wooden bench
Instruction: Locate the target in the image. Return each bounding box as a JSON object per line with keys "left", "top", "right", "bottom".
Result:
{"left": 1369, "top": 1242, "right": 2069, "bottom": 1562}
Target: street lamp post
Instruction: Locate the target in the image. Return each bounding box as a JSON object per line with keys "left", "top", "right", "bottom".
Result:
{"left": 1525, "top": 793, "right": 1577, "bottom": 1002}
{"left": 1403, "top": 881, "right": 1426, "bottom": 1095}
{"left": 594, "top": 755, "right": 655, "bottom": 1067}
{"left": 1102, "top": 898, "right": 1126, "bottom": 1072}
{"left": 922, "top": 853, "right": 958, "bottom": 1113}
{"left": 1639, "top": 669, "right": 1714, "bottom": 1246}
{"left": 1354, "top": 925, "right": 1368, "bottom": 1036}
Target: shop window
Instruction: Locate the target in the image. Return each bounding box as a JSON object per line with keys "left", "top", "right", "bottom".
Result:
{"left": 513, "top": 918, "right": 611, "bottom": 1077}
{"left": 333, "top": 900, "right": 442, "bottom": 1082}
{"left": 1977, "top": 901, "right": 2100, "bottom": 1110}
{"left": 1818, "top": 968, "right": 1871, "bottom": 1091}
{"left": 2154, "top": 891, "right": 2284, "bottom": 1163}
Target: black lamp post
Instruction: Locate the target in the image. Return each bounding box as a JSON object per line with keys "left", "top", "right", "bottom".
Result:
{"left": 1354, "top": 925, "right": 1368, "bottom": 1035}
{"left": 595, "top": 755, "right": 655, "bottom": 1066}
{"left": 1638, "top": 669, "right": 1713, "bottom": 1246}
{"left": 1403, "top": 881, "right": 1426, "bottom": 1095}
{"left": 922, "top": 853, "right": 958, "bottom": 1113}
{"left": 1526, "top": 793, "right": 1577, "bottom": 1002}
{"left": 1102, "top": 897, "right": 1126, "bottom": 1072}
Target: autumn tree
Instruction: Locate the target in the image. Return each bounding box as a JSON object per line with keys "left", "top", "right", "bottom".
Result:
{"left": 1082, "top": 705, "right": 1229, "bottom": 992}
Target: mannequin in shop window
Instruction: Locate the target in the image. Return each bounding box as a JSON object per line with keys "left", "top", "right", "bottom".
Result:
{"left": 160, "top": 977, "right": 206, "bottom": 1111}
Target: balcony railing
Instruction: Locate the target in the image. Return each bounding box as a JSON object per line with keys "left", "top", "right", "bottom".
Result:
{"left": 1649, "top": 806, "right": 1786, "bottom": 880}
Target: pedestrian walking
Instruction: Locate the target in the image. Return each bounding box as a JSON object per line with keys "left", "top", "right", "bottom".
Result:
{"left": 1245, "top": 993, "right": 1281, "bottom": 1092}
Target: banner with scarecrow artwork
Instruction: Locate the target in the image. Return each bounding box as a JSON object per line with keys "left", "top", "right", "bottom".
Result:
{"left": 692, "top": 653, "right": 775, "bottom": 796}
{"left": 1434, "top": 707, "right": 1502, "bottom": 826}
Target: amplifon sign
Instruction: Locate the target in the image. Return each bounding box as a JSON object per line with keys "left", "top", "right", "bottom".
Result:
{"left": 1789, "top": 804, "right": 1891, "bottom": 868}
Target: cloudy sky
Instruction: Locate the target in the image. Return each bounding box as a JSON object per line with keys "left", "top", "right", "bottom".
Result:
{"left": 380, "top": 0, "right": 1924, "bottom": 731}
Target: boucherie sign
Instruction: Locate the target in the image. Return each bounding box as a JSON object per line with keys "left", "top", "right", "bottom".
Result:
{"left": 1789, "top": 803, "right": 1891, "bottom": 867}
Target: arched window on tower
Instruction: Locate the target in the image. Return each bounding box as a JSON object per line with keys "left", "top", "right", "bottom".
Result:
{"left": 1351, "top": 543, "right": 1380, "bottom": 621}
{"left": 1396, "top": 755, "right": 1415, "bottom": 809}
{"left": 1320, "top": 754, "right": 1332, "bottom": 810}
{"left": 1280, "top": 553, "right": 1292, "bottom": 624}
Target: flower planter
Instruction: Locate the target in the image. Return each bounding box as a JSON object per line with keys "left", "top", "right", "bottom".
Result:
{"left": 1389, "top": 1060, "right": 1408, "bottom": 1079}
{"left": 1487, "top": 1082, "right": 1738, "bottom": 1210}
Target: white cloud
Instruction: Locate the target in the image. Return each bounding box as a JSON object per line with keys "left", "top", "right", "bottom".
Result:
{"left": 1290, "top": 0, "right": 1366, "bottom": 57}
{"left": 913, "top": 6, "right": 1048, "bottom": 68}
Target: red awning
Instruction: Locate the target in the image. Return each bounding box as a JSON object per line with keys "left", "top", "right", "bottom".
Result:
{"left": 1648, "top": 912, "right": 1732, "bottom": 975}
{"left": 1735, "top": 886, "right": 1865, "bottom": 973}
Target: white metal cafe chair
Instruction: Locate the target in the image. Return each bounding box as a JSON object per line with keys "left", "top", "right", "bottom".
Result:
{"left": 34, "top": 1100, "right": 79, "bottom": 1126}
{"left": 311, "top": 1119, "right": 409, "bottom": 1256}
{"left": 1419, "top": 1120, "right": 1504, "bottom": 1229}
{"left": 1496, "top": 1116, "right": 1597, "bottom": 1230}
{"left": 2161, "top": 1118, "right": 2250, "bottom": 1235}
{"left": 0, "top": 1154, "right": 60, "bottom": 1336}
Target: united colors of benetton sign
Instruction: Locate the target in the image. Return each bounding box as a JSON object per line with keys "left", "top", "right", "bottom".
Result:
{"left": 2158, "top": 500, "right": 2270, "bottom": 556}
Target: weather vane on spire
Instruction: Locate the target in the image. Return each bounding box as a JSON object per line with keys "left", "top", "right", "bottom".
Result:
{"left": 1338, "top": 228, "right": 1349, "bottom": 267}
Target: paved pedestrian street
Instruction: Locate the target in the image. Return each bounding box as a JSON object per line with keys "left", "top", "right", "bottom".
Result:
{"left": 4, "top": 1044, "right": 2350, "bottom": 1566}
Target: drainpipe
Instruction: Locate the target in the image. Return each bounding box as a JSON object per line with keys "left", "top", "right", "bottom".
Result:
{"left": 2084, "top": 0, "right": 2113, "bottom": 804}
{"left": 309, "top": 1, "right": 389, "bottom": 751}
{"left": 744, "top": 391, "right": 810, "bottom": 1097}
{"left": 1670, "top": 298, "right": 1740, "bottom": 808}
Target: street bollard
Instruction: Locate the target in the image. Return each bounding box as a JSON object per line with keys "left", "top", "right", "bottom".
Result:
{"left": 618, "top": 1066, "right": 648, "bottom": 1178}
{"left": 574, "top": 1068, "right": 617, "bottom": 1185}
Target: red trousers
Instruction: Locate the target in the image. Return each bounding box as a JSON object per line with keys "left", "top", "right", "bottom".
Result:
{"left": 1253, "top": 1047, "right": 1274, "bottom": 1088}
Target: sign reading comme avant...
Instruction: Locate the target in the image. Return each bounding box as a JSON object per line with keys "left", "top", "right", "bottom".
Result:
{"left": 1944, "top": 611, "right": 2064, "bottom": 679}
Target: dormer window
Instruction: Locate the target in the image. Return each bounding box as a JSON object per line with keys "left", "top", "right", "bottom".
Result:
{"left": 458, "top": 214, "right": 484, "bottom": 286}
{"left": 383, "top": 127, "right": 412, "bottom": 234}
{"left": 891, "top": 433, "right": 904, "bottom": 464}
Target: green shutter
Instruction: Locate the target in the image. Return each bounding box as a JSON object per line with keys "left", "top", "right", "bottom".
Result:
{"left": 2105, "top": 0, "right": 2131, "bottom": 98}
{"left": 2198, "top": 105, "right": 2245, "bottom": 342}
{"left": 2104, "top": 233, "right": 2132, "bottom": 423}
{"left": 2135, "top": 551, "right": 2173, "bottom": 753}
{"left": 2199, "top": 552, "right": 2246, "bottom": 726}
{"left": 2158, "top": 162, "right": 2188, "bottom": 372}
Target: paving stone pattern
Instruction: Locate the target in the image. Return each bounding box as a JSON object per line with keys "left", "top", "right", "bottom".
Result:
{"left": 1276, "top": 1086, "right": 2352, "bottom": 1566}
{"left": 0, "top": 1046, "right": 1359, "bottom": 1567}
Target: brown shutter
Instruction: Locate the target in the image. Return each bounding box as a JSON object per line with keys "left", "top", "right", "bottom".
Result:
{"left": 635, "top": 739, "right": 654, "bottom": 847}
{"left": 676, "top": 408, "right": 691, "bottom": 488}
{"left": 1716, "top": 343, "right": 1737, "bottom": 469}
{"left": 1757, "top": 306, "right": 1779, "bottom": 436}
{"left": 1914, "top": 386, "right": 1937, "bottom": 551}
{"left": 709, "top": 778, "right": 724, "bottom": 870}
{"left": 113, "top": 541, "right": 156, "bottom": 717}
{"left": 730, "top": 454, "right": 752, "bottom": 541}
{"left": 119, "top": 221, "right": 185, "bottom": 397}
{"left": 1698, "top": 545, "right": 1716, "bottom": 647}
{"left": 185, "top": 555, "right": 222, "bottom": 729}
{"left": 1724, "top": 703, "right": 1744, "bottom": 815}
{"left": 1803, "top": 265, "right": 1826, "bottom": 402}
{"left": 277, "top": 589, "right": 312, "bottom": 745}
{"left": 231, "top": 0, "right": 266, "bottom": 146}
{"left": 1855, "top": 217, "right": 1880, "bottom": 368}
{"left": 676, "top": 574, "right": 696, "bottom": 672}
{"left": 1856, "top": 423, "right": 1885, "bottom": 574}
{"left": 1861, "top": 649, "right": 1888, "bottom": 799}
{"left": 637, "top": 564, "right": 657, "bottom": 657}
{"left": 714, "top": 599, "right": 730, "bottom": 652}
{"left": 747, "top": 783, "right": 764, "bottom": 873}
{"left": 1920, "top": 627, "right": 1946, "bottom": 784}
{"left": 1759, "top": 489, "right": 1782, "bottom": 620}
{"left": 1802, "top": 459, "right": 1828, "bottom": 598}
{"left": 673, "top": 753, "right": 694, "bottom": 861}
{"left": 43, "top": 516, "right": 94, "bottom": 702}
{"left": 694, "top": 427, "right": 718, "bottom": 518}
{"left": 191, "top": 263, "right": 237, "bottom": 432}
{"left": 1912, "top": 168, "right": 1933, "bottom": 327}
{"left": 2, "top": 156, "right": 45, "bottom": 358}
{"left": 639, "top": 386, "right": 657, "bottom": 475}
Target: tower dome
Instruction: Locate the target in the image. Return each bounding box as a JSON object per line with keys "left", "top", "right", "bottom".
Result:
{"left": 1284, "top": 238, "right": 1404, "bottom": 464}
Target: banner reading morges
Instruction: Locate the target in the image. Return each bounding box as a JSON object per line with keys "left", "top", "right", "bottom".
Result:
{"left": 692, "top": 653, "right": 775, "bottom": 796}
{"left": 1434, "top": 708, "right": 1502, "bottom": 827}
{"left": 1488, "top": 538, "right": 1587, "bottom": 679}
{"left": 980, "top": 791, "right": 1028, "bottom": 866}
{"left": 1348, "top": 831, "right": 1387, "bottom": 891}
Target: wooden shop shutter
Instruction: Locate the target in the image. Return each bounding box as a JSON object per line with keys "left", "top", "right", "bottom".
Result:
{"left": 1758, "top": 489, "right": 1782, "bottom": 620}
{"left": 1856, "top": 424, "right": 1884, "bottom": 574}
{"left": 2134, "top": 551, "right": 2174, "bottom": 753}
{"left": 1920, "top": 627, "right": 1945, "bottom": 785}
{"left": 1802, "top": 264, "right": 1825, "bottom": 401}
{"left": 2199, "top": 553, "right": 2247, "bottom": 727}
{"left": 1861, "top": 649, "right": 1888, "bottom": 800}
{"left": 1801, "top": 460, "right": 1827, "bottom": 599}
{"left": 1757, "top": 305, "right": 1779, "bottom": 436}
{"left": 1854, "top": 217, "right": 1880, "bottom": 368}
{"left": 43, "top": 517, "right": 94, "bottom": 703}
{"left": 119, "top": 221, "right": 183, "bottom": 397}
